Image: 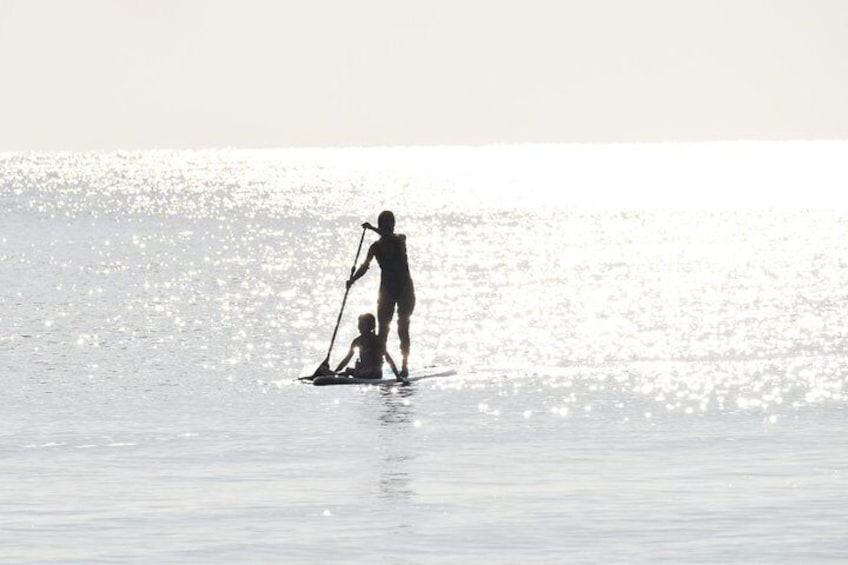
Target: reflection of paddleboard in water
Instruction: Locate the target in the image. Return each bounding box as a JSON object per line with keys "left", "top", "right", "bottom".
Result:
{"left": 309, "top": 367, "right": 457, "bottom": 387}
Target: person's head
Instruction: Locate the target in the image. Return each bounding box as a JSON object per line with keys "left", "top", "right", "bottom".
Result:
{"left": 358, "top": 313, "right": 376, "bottom": 335}
{"left": 377, "top": 210, "right": 395, "bottom": 234}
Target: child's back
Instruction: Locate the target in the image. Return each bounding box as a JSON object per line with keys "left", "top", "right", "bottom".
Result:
{"left": 351, "top": 332, "right": 383, "bottom": 379}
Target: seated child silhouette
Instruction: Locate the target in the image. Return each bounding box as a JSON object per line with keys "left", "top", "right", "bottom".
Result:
{"left": 334, "top": 313, "right": 405, "bottom": 382}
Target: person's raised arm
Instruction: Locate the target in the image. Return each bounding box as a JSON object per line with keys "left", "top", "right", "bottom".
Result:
{"left": 361, "top": 221, "right": 382, "bottom": 235}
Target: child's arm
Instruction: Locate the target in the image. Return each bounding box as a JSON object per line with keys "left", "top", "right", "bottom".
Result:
{"left": 334, "top": 342, "right": 356, "bottom": 373}
{"left": 384, "top": 351, "right": 402, "bottom": 380}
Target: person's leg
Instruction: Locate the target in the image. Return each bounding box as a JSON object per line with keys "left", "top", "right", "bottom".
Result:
{"left": 377, "top": 288, "right": 396, "bottom": 348}
{"left": 351, "top": 367, "right": 382, "bottom": 379}
{"left": 397, "top": 314, "right": 411, "bottom": 375}
{"left": 396, "top": 281, "right": 416, "bottom": 375}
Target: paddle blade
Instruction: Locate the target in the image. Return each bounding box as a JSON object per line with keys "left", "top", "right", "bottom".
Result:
{"left": 299, "top": 360, "right": 334, "bottom": 381}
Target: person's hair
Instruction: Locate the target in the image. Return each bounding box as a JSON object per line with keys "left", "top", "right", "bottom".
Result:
{"left": 377, "top": 210, "right": 395, "bottom": 233}
{"left": 358, "top": 313, "right": 376, "bottom": 333}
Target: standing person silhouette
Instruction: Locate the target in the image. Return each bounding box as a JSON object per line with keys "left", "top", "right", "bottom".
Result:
{"left": 347, "top": 211, "right": 415, "bottom": 378}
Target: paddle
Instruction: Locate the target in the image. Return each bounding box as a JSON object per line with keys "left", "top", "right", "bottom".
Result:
{"left": 302, "top": 225, "right": 368, "bottom": 380}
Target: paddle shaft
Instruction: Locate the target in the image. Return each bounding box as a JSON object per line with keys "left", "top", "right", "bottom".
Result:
{"left": 322, "top": 226, "right": 367, "bottom": 365}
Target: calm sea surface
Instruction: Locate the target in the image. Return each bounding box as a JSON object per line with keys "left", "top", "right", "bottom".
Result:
{"left": 2, "top": 143, "right": 848, "bottom": 563}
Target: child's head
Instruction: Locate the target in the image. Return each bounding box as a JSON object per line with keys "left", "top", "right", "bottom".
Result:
{"left": 377, "top": 210, "right": 395, "bottom": 234}
{"left": 358, "top": 313, "right": 376, "bottom": 335}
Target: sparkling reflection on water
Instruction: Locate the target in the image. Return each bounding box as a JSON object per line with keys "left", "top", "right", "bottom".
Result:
{"left": 1, "top": 147, "right": 847, "bottom": 562}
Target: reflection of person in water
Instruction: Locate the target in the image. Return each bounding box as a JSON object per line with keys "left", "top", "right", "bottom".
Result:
{"left": 377, "top": 387, "right": 416, "bottom": 505}
{"left": 347, "top": 211, "right": 415, "bottom": 378}
{"left": 334, "top": 313, "right": 401, "bottom": 380}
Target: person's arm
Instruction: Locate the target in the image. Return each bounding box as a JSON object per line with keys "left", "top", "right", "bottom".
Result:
{"left": 347, "top": 244, "right": 376, "bottom": 288}
{"left": 334, "top": 342, "right": 356, "bottom": 373}
{"left": 361, "top": 221, "right": 382, "bottom": 235}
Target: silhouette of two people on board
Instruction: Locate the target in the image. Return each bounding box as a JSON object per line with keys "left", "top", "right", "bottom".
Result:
{"left": 334, "top": 211, "right": 415, "bottom": 383}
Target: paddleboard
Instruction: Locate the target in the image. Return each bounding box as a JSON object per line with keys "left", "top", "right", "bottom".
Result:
{"left": 311, "top": 367, "right": 456, "bottom": 386}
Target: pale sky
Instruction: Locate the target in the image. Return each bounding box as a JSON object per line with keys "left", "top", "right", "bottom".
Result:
{"left": 1, "top": 0, "right": 847, "bottom": 150}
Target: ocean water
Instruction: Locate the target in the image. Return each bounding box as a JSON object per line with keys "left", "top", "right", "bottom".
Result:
{"left": 2, "top": 143, "right": 848, "bottom": 563}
